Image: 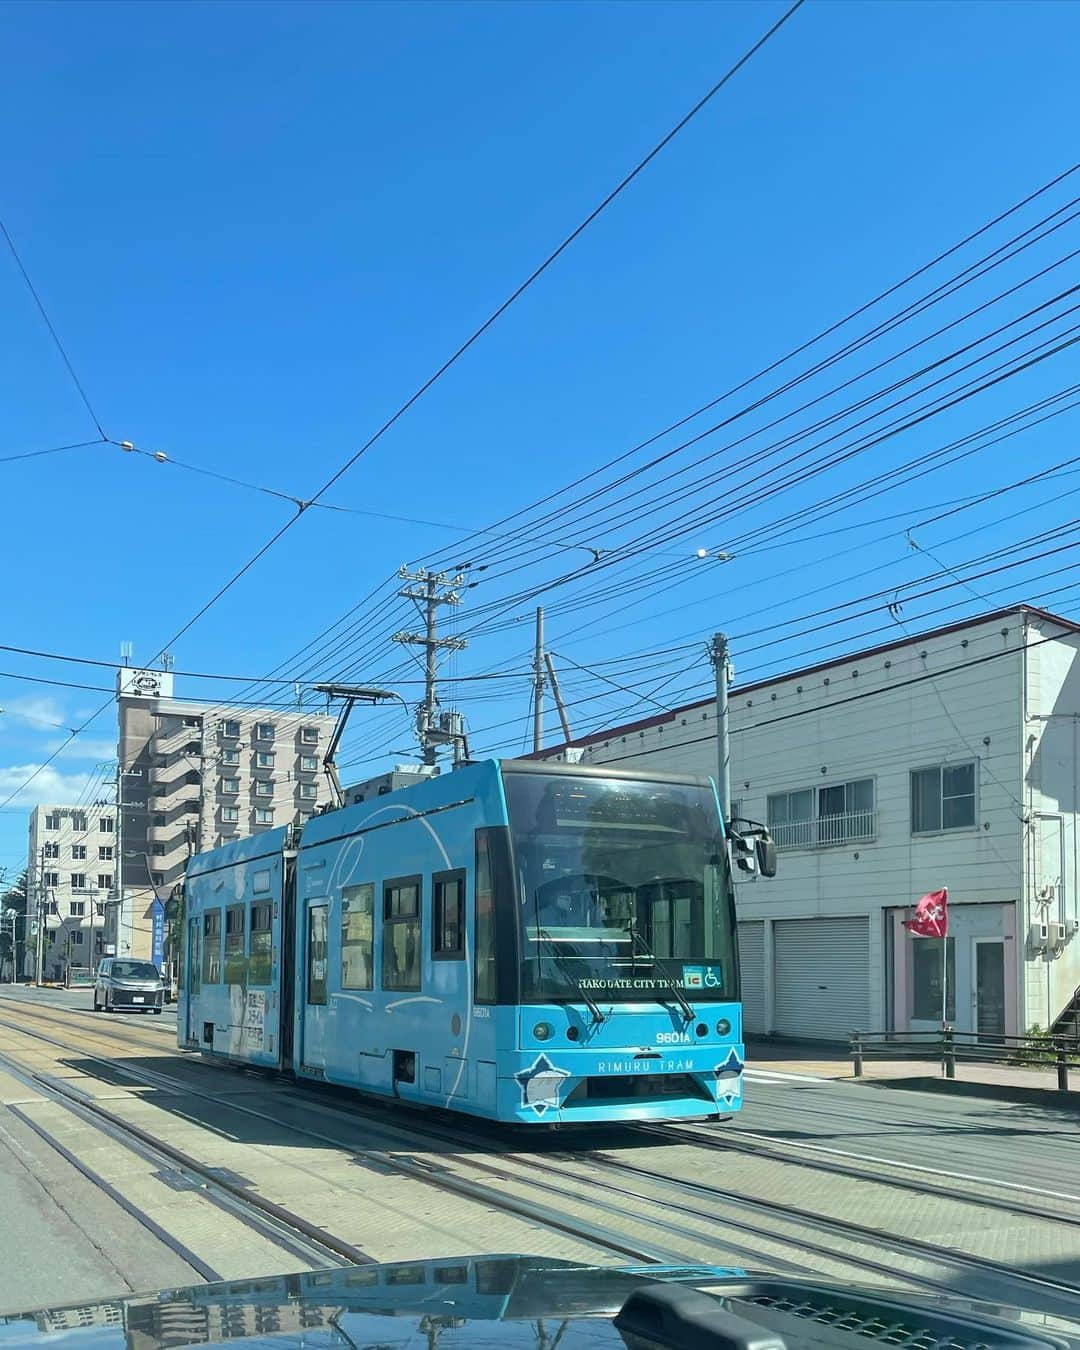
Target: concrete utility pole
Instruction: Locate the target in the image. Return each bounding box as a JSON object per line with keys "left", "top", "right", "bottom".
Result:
{"left": 707, "top": 632, "right": 732, "bottom": 823}
{"left": 34, "top": 847, "right": 47, "bottom": 986}
{"left": 532, "top": 608, "right": 546, "bottom": 753}
{"left": 392, "top": 568, "right": 469, "bottom": 766}
{"left": 544, "top": 652, "right": 573, "bottom": 743}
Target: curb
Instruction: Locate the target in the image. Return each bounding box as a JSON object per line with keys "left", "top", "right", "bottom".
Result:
{"left": 861, "top": 1074, "right": 1080, "bottom": 1109}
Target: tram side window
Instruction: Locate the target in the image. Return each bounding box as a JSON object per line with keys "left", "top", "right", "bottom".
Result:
{"left": 474, "top": 831, "right": 496, "bottom": 1003}
{"left": 341, "top": 883, "right": 374, "bottom": 990}
{"left": 202, "top": 909, "right": 222, "bottom": 984}
{"left": 307, "top": 904, "right": 328, "bottom": 1005}
{"left": 224, "top": 905, "right": 246, "bottom": 983}
{"left": 382, "top": 877, "right": 421, "bottom": 991}
{"left": 433, "top": 870, "right": 465, "bottom": 959}
{"left": 249, "top": 902, "right": 273, "bottom": 986}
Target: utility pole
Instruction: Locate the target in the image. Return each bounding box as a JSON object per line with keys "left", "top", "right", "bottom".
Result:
{"left": 392, "top": 568, "right": 468, "bottom": 766}
{"left": 544, "top": 653, "right": 573, "bottom": 743}
{"left": 707, "top": 633, "right": 732, "bottom": 822}
{"left": 532, "top": 607, "right": 546, "bottom": 753}
{"left": 34, "top": 847, "right": 47, "bottom": 986}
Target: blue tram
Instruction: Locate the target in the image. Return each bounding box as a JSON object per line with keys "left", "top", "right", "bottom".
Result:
{"left": 179, "top": 758, "right": 751, "bottom": 1125}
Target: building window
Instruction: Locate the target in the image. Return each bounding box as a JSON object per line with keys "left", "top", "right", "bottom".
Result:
{"left": 341, "top": 883, "right": 374, "bottom": 990}
{"left": 184, "top": 771, "right": 201, "bottom": 786}
{"left": 249, "top": 902, "right": 272, "bottom": 985}
{"left": 71, "top": 930, "right": 84, "bottom": 947}
{"left": 44, "top": 871, "right": 59, "bottom": 888}
{"left": 254, "top": 780, "right": 273, "bottom": 798}
{"left": 69, "top": 901, "right": 86, "bottom": 917}
{"left": 767, "top": 779, "right": 874, "bottom": 850}
{"left": 307, "top": 904, "right": 328, "bottom": 1005}
{"left": 912, "top": 936, "right": 956, "bottom": 1020}
{"left": 301, "top": 726, "right": 319, "bottom": 745}
{"left": 99, "top": 817, "right": 114, "bottom": 833}
{"left": 98, "top": 845, "right": 113, "bottom": 861}
{"left": 202, "top": 910, "right": 221, "bottom": 984}
{"left": 254, "top": 808, "right": 274, "bottom": 825}
{"left": 222, "top": 778, "right": 240, "bottom": 795}
{"left": 256, "top": 722, "right": 275, "bottom": 741}
{"left": 221, "top": 748, "right": 240, "bottom": 766}
{"left": 222, "top": 805, "right": 240, "bottom": 824}
{"left": 299, "top": 783, "right": 317, "bottom": 801}
{"left": 71, "top": 813, "right": 87, "bottom": 832}
{"left": 45, "top": 812, "right": 61, "bottom": 831}
{"left": 44, "top": 842, "right": 60, "bottom": 859}
{"left": 184, "top": 800, "right": 200, "bottom": 815}
{"left": 256, "top": 751, "right": 274, "bottom": 768}
{"left": 97, "top": 873, "right": 112, "bottom": 891}
{"left": 153, "top": 815, "right": 166, "bottom": 828}
{"left": 224, "top": 905, "right": 245, "bottom": 983}
{"left": 300, "top": 755, "right": 318, "bottom": 772}
{"left": 151, "top": 872, "right": 164, "bottom": 887}
{"left": 222, "top": 719, "right": 241, "bottom": 739}
{"left": 70, "top": 873, "right": 86, "bottom": 890}
{"left": 152, "top": 842, "right": 167, "bottom": 856}
{"left": 911, "top": 762, "right": 976, "bottom": 834}
{"left": 382, "top": 878, "right": 421, "bottom": 991}
{"left": 72, "top": 844, "right": 87, "bottom": 861}
{"left": 433, "top": 871, "right": 465, "bottom": 958}
{"left": 183, "top": 716, "right": 201, "bottom": 728}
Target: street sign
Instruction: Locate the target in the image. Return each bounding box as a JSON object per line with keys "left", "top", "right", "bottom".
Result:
{"left": 150, "top": 898, "right": 165, "bottom": 971}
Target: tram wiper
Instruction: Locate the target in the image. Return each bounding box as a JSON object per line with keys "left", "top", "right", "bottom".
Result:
{"left": 626, "top": 922, "right": 694, "bottom": 1023}
{"left": 536, "top": 927, "right": 607, "bottom": 1026}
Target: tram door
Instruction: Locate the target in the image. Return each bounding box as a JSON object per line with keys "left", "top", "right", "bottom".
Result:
{"left": 300, "top": 900, "right": 329, "bottom": 1074}
{"left": 186, "top": 917, "right": 201, "bottom": 1042}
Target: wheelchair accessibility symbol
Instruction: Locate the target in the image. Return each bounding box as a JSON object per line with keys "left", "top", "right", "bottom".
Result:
{"left": 684, "top": 966, "right": 723, "bottom": 991}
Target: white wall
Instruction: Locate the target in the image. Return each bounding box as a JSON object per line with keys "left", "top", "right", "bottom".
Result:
{"left": 1024, "top": 614, "right": 1080, "bottom": 1028}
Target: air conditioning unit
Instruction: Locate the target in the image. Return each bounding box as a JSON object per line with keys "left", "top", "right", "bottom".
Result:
{"left": 1029, "top": 921, "right": 1048, "bottom": 952}
{"left": 1048, "top": 920, "right": 1068, "bottom": 954}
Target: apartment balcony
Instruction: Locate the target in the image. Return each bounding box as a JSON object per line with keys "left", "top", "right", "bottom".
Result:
{"left": 771, "top": 809, "right": 876, "bottom": 852}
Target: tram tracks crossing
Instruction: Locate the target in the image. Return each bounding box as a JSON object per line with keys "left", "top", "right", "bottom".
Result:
{"left": 0, "top": 997, "right": 1078, "bottom": 1312}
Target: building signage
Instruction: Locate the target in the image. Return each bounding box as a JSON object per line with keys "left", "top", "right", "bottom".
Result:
{"left": 117, "top": 668, "right": 175, "bottom": 700}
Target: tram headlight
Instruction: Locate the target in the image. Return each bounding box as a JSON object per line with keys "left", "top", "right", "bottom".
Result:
{"left": 533, "top": 1022, "right": 553, "bottom": 1041}
{"left": 715, "top": 1018, "right": 731, "bottom": 1036}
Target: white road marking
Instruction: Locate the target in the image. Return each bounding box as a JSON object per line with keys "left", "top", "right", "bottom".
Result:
{"left": 744, "top": 1068, "right": 831, "bottom": 1083}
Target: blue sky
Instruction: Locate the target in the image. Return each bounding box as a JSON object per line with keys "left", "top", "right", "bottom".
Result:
{"left": 2, "top": 0, "right": 1080, "bottom": 873}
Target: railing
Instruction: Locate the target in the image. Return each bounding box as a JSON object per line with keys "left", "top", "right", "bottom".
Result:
{"left": 65, "top": 965, "right": 94, "bottom": 989}
{"left": 850, "top": 1028, "right": 1080, "bottom": 1091}
{"left": 771, "top": 809, "right": 876, "bottom": 851}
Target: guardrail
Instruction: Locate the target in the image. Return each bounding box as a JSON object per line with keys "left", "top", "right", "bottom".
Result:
{"left": 849, "top": 1028, "right": 1080, "bottom": 1092}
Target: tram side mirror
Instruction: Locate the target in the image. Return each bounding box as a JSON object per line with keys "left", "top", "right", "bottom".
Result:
{"left": 755, "top": 836, "right": 777, "bottom": 879}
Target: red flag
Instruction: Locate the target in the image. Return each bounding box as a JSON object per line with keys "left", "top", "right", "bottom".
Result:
{"left": 903, "top": 888, "right": 948, "bottom": 938}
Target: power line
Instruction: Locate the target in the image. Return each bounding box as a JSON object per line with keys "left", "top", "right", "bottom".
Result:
{"left": 0, "top": 219, "right": 107, "bottom": 440}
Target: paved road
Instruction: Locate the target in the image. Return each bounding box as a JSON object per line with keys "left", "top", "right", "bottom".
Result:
{"left": 0, "top": 982, "right": 178, "bottom": 1031}
{"left": 738, "top": 1067, "right": 1080, "bottom": 1198}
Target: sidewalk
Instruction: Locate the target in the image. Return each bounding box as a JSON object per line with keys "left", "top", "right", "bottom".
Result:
{"left": 745, "top": 1037, "right": 1080, "bottom": 1104}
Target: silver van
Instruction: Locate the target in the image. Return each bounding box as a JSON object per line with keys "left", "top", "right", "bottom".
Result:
{"left": 93, "top": 958, "right": 165, "bottom": 1013}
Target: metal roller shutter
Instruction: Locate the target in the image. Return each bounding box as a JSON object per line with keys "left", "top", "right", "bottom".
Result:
{"left": 773, "top": 917, "right": 869, "bottom": 1041}
{"left": 737, "top": 921, "right": 765, "bottom": 1035}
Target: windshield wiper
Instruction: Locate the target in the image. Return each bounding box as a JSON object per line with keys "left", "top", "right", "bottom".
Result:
{"left": 536, "top": 927, "right": 607, "bottom": 1025}
{"left": 626, "top": 922, "right": 694, "bottom": 1022}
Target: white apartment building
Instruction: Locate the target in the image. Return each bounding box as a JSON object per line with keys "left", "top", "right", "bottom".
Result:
{"left": 27, "top": 801, "right": 116, "bottom": 981}
{"left": 532, "top": 605, "right": 1080, "bottom": 1042}
{"left": 112, "top": 668, "right": 336, "bottom": 962}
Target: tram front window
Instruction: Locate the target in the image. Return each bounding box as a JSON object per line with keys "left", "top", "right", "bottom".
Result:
{"left": 503, "top": 771, "right": 738, "bottom": 1004}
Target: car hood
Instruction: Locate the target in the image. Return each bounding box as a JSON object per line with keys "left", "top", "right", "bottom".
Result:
{"left": 0, "top": 1256, "right": 1076, "bottom": 1350}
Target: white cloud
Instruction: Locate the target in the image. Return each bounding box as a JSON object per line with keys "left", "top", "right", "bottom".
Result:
{"left": 0, "top": 764, "right": 99, "bottom": 809}
{"left": 50, "top": 738, "right": 117, "bottom": 763}
{"left": 4, "top": 695, "right": 67, "bottom": 731}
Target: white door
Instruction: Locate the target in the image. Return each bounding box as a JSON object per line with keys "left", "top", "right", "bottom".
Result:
{"left": 737, "top": 921, "right": 765, "bottom": 1035}
{"left": 773, "top": 917, "right": 869, "bottom": 1040}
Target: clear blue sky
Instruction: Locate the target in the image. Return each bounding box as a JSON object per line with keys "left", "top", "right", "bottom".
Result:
{"left": 2, "top": 0, "right": 1079, "bottom": 873}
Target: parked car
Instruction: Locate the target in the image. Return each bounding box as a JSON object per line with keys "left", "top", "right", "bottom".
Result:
{"left": 93, "top": 958, "right": 165, "bottom": 1014}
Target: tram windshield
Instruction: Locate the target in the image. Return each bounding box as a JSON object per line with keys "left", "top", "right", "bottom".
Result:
{"left": 504, "top": 771, "right": 738, "bottom": 1004}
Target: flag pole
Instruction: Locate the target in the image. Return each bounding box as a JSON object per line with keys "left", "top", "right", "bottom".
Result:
{"left": 940, "top": 934, "right": 948, "bottom": 1078}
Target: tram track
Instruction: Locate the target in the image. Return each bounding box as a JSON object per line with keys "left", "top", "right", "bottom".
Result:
{"left": 1, "top": 999, "right": 1077, "bottom": 1311}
